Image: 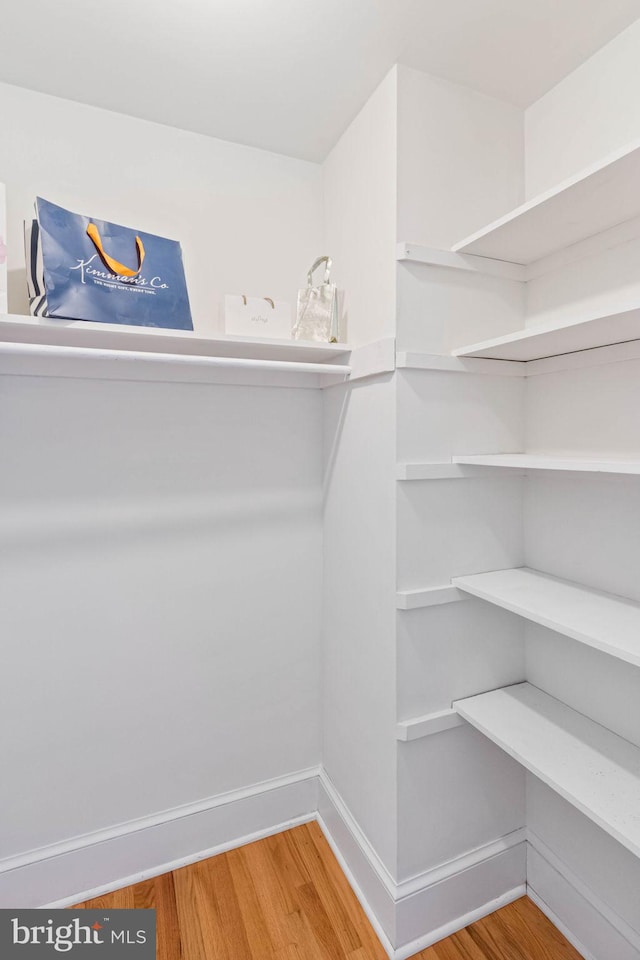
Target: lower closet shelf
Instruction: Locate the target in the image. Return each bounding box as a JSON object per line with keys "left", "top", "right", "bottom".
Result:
{"left": 452, "top": 453, "right": 640, "bottom": 474}
{"left": 453, "top": 567, "right": 640, "bottom": 668}
{"left": 454, "top": 682, "right": 640, "bottom": 858}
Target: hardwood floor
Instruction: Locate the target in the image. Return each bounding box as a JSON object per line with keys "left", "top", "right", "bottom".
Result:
{"left": 74, "top": 822, "right": 582, "bottom": 960}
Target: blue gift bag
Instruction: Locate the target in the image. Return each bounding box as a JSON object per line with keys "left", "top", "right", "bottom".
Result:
{"left": 26, "top": 197, "right": 193, "bottom": 330}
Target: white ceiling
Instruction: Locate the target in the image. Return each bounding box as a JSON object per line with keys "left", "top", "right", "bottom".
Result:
{"left": 1, "top": 0, "right": 639, "bottom": 162}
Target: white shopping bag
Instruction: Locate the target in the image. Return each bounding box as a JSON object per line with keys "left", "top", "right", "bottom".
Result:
{"left": 293, "top": 256, "right": 338, "bottom": 343}
{"left": 224, "top": 295, "right": 292, "bottom": 339}
{"left": 0, "top": 184, "right": 7, "bottom": 313}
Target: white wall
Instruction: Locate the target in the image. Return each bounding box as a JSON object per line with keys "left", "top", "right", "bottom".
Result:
{"left": 525, "top": 18, "right": 640, "bottom": 197}
{"left": 321, "top": 70, "right": 399, "bottom": 876}
{"left": 323, "top": 68, "right": 398, "bottom": 347}
{"left": 522, "top": 359, "right": 640, "bottom": 948}
{"left": 521, "top": 19, "right": 640, "bottom": 339}
{"left": 322, "top": 375, "right": 398, "bottom": 874}
{"left": 500, "top": 24, "right": 640, "bottom": 941}
{"left": 395, "top": 66, "right": 525, "bottom": 354}
{"left": 396, "top": 65, "right": 524, "bottom": 251}
{"left": 0, "top": 373, "right": 323, "bottom": 863}
{"left": 396, "top": 367, "right": 526, "bottom": 880}
{"left": 0, "top": 81, "right": 323, "bottom": 332}
{"left": 0, "top": 82, "right": 327, "bottom": 885}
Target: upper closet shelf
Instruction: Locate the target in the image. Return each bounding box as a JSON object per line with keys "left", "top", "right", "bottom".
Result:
{"left": 452, "top": 454, "right": 640, "bottom": 475}
{"left": 454, "top": 683, "right": 640, "bottom": 859}
{"left": 452, "top": 138, "right": 640, "bottom": 265}
{"left": 453, "top": 567, "right": 640, "bottom": 668}
{"left": 0, "top": 315, "right": 353, "bottom": 388}
{"left": 0, "top": 314, "right": 350, "bottom": 363}
{"left": 452, "top": 304, "right": 640, "bottom": 362}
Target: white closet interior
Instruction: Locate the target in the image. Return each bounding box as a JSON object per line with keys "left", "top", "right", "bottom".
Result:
{"left": 2, "top": 20, "right": 640, "bottom": 960}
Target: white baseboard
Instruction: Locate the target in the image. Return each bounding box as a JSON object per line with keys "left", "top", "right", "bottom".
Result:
{"left": 6, "top": 763, "right": 627, "bottom": 960}
{"left": 393, "top": 856, "right": 526, "bottom": 959}
{"left": 1, "top": 760, "right": 526, "bottom": 959}
{"left": 317, "top": 772, "right": 398, "bottom": 954}
{"left": 318, "top": 769, "right": 527, "bottom": 959}
{"left": 395, "top": 886, "right": 527, "bottom": 960}
{"left": 527, "top": 834, "right": 640, "bottom": 960}
{"left": 0, "top": 766, "right": 320, "bottom": 908}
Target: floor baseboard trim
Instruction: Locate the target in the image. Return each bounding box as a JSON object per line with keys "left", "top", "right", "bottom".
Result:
{"left": 9, "top": 764, "right": 620, "bottom": 960}
{"left": 316, "top": 812, "right": 397, "bottom": 960}
{"left": 46, "top": 813, "right": 317, "bottom": 909}
{"left": 318, "top": 769, "right": 397, "bottom": 897}
{"left": 318, "top": 770, "right": 528, "bottom": 958}
{"left": 395, "top": 827, "right": 527, "bottom": 900}
{"left": 1, "top": 767, "right": 320, "bottom": 908}
{"left": 318, "top": 768, "right": 527, "bottom": 901}
{"left": 527, "top": 834, "right": 640, "bottom": 960}
{"left": 0, "top": 765, "right": 320, "bottom": 876}
{"left": 527, "top": 887, "right": 597, "bottom": 960}
{"left": 317, "top": 810, "right": 525, "bottom": 960}
{"left": 394, "top": 885, "right": 527, "bottom": 960}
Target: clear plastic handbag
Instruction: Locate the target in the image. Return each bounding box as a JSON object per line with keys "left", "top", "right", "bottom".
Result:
{"left": 293, "top": 256, "right": 338, "bottom": 342}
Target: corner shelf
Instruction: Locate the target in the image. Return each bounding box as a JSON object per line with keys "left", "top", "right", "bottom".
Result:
{"left": 454, "top": 683, "right": 640, "bottom": 859}
{"left": 452, "top": 454, "right": 640, "bottom": 475}
{"left": 452, "top": 138, "right": 640, "bottom": 265}
{"left": 0, "top": 314, "right": 353, "bottom": 388}
{"left": 453, "top": 567, "right": 640, "bottom": 668}
{"left": 452, "top": 303, "right": 640, "bottom": 362}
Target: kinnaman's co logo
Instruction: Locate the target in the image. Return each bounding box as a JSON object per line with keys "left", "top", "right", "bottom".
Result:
{"left": 71, "top": 254, "right": 169, "bottom": 290}
{"left": 70, "top": 222, "right": 169, "bottom": 292}
{"left": 12, "top": 918, "right": 147, "bottom": 952}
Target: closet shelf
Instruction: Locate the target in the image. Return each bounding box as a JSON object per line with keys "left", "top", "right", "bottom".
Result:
{"left": 395, "top": 242, "right": 527, "bottom": 282}
{"left": 453, "top": 567, "right": 640, "bottom": 668}
{"left": 452, "top": 138, "right": 640, "bottom": 265}
{"left": 0, "top": 315, "right": 352, "bottom": 388}
{"left": 0, "top": 314, "right": 351, "bottom": 363}
{"left": 452, "top": 304, "right": 640, "bottom": 362}
{"left": 454, "top": 683, "right": 640, "bottom": 859}
{"left": 452, "top": 454, "right": 640, "bottom": 475}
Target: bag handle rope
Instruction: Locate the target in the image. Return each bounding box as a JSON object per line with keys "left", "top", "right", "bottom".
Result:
{"left": 240, "top": 295, "right": 276, "bottom": 308}
{"left": 307, "top": 256, "right": 332, "bottom": 287}
{"left": 86, "top": 223, "right": 145, "bottom": 278}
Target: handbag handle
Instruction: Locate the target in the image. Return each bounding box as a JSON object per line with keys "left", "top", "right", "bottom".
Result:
{"left": 240, "top": 296, "right": 275, "bottom": 308}
{"left": 307, "top": 256, "right": 332, "bottom": 287}
{"left": 86, "top": 223, "right": 145, "bottom": 278}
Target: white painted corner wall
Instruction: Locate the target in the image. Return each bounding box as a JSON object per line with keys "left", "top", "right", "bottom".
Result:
{"left": 396, "top": 65, "right": 524, "bottom": 251}
{"left": 391, "top": 30, "right": 640, "bottom": 960}
{"left": 521, "top": 354, "right": 640, "bottom": 957}
{"left": 525, "top": 18, "right": 640, "bottom": 197}
{"left": 395, "top": 66, "right": 526, "bottom": 353}
{"left": 322, "top": 67, "right": 398, "bottom": 347}
{"left": 321, "top": 374, "right": 398, "bottom": 873}
{"left": 4, "top": 22, "right": 640, "bottom": 959}
{"left": 0, "top": 375, "right": 323, "bottom": 862}
{"left": 0, "top": 80, "right": 323, "bottom": 336}
{"left": 0, "top": 75, "right": 330, "bottom": 910}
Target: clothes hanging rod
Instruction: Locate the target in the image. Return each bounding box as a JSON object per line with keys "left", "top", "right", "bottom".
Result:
{"left": 0, "top": 341, "right": 351, "bottom": 379}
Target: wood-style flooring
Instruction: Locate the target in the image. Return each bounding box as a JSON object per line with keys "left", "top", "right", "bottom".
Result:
{"left": 74, "top": 821, "right": 583, "bottom": 960}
